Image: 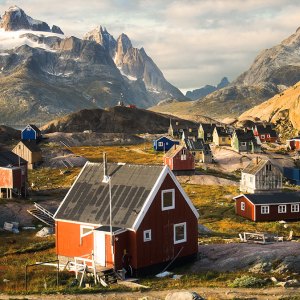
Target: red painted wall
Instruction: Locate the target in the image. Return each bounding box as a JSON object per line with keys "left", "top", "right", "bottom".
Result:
{"left": 255, "top": 204, "right": 300, "bottom": 221}
{"left": 235, "top": 195, "right": 255, "bottom": 221}
{"left": 56, "top": 221, "right": 94, "bottom": 258}
{"left": 164, "top": 150, "right": 195, "bottom": 171}
{"left": 0, "top": 168, "right": 24, "bottom": 189}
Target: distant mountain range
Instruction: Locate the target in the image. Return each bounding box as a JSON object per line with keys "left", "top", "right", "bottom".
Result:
{"left": 0, "top": 6, "right": 186, "bottom": 124}
{"left": 185, "top": 77, "right": 229, "bottom": 100}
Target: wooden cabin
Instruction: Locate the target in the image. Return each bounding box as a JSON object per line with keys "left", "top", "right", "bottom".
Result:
{"left": 54, "top": 162, "right": 199, "bottom": 276}
{"left": 21, "top": 124, "right": 42, "bottom": 142}
{"left": 231, "top": 129, "right": 261, "bottom": 153}
{"left": 12, "top": 140, "right": 42, "bottom": 169}
{"left": 198, "top": 123, "right": 216, "bottom": 143}
{"left": 253, "top": 124, "right": 278, "bottom": 143}
{"left": 0, "top": 151, "right": 28, "bottom": 199}
{"left": 213, "top": 127, "right": 231, "bottom": 146}
{"left": 153, "top": 136, "right": 179, "bottom": 152}
{"left": 234, "top": 192, "right": 300, "bottom": 222}
{"left": 240, "top": 158, "right": 282, "bottom": 194}
{"left": 163, "top": 145, "right": 195, "bottom": 174}
{"left": 183, "top": 138, "right": 212, "bottom": 163}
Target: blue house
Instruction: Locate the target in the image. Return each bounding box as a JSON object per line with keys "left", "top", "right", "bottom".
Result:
{"left": 153, "top": 136, "right": 179, "bottom": 152}
{"left": 21, "top": 124, "right": 42, "bottom": 142}
{"left": 284, "top": 167, "right": 300, "bottom": 185}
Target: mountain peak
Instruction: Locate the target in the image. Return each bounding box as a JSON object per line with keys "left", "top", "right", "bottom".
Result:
{"left": 0, "top": 6, "right": 64, "bottom": 34}
{"left": 117, "top": 33, "right": 132, "bottom": 53}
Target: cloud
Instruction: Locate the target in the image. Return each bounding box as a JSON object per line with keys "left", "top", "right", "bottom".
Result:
{"left": 0, "top": 0, "right": 299, "bottom": 91}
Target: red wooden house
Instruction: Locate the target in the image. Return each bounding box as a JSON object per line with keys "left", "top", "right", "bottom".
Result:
{"left": 287, "top": 137, "right": 300, "bottom": 151}
{"left": 54, "top": 162, "right": 199, "bottom": 276}
{"left": 163, "top": 145, "right": 195, "bottom": 174}
{"left": 253, "top": 124, "right": 278, "bottom": 143}
{"left": 234, "top": 192, "right": 300, "bottom": 222}
{"left": 0, "top": 151, "right": 27, "bottom": 199}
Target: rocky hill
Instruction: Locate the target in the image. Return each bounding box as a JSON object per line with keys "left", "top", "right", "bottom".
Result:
{"left": 41, "top": 106, "right": 198, "bottom": 134}
{"left": 0, "top": 7, "right": 185, "bottom": 124}
{"left": 186, "top": 77, "right": 229, "bottom": 100}
{"left": 239, "top": 82, "right": 300, "bottom": 139}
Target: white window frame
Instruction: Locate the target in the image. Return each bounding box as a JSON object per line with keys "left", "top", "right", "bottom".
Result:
{"left": 80, "top": 225, "right": 94, "bottom": 243}
{"left": 158, "top": 141, "right": 164, "bottom": 147}
{"left": 241, "top": 142, "right": 246, "bottom": 146}
{"left": 278, "top": 205, "right": 287, "bottom": 213}
{"left": 174, "top": 222, "right": 187, "bottom": 244}
{"left": 291, "top": 204, "right": 299, "bottom": 213}
{"left": 143, "top": 229, "right": 152, "bottom": 242}
{"left": 161, "top": 189, "right": 175, "bottom": 211}
{"left": 261, "top": 134, "right": 265, "bottom": 139}
{"left": 261, "top": 206, "right": 269, "bottom": 214}
{"left": 241, "top": 202, "right": 245, "bottom": 211}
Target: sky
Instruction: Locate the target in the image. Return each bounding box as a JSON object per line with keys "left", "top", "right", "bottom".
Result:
{"left": 0, "top": 0, "right": 300, "bottom": 93}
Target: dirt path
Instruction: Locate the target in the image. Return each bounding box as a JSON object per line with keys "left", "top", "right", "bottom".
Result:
{"left": 0, "top": 287, "right": 298, "bottom": 299}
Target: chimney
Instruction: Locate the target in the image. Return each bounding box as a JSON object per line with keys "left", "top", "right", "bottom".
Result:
{"left": 256, "top": 157, "right": 259, "bottom": 165}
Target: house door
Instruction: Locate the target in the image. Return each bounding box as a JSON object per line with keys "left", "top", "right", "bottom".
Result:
{"left": 94, "top": 230, "right": 106, "bottom": 266}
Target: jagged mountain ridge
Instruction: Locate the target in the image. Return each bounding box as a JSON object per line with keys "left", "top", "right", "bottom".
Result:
{"left": 186, "top": 77, "right": 229, "bottom": 100}
{"left": 0, "top": 6, "right": 185, "bottom": 124}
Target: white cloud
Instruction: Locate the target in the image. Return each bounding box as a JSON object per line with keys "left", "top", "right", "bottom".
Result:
{"left": 0, "top": 0, "right": 299, "bottom": 91}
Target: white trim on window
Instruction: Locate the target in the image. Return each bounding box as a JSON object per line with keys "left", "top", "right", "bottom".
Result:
{"left": 261, "top": 206, "right": 269, "bottom": 214}
{"left": 241, "top": 202, "right": 245, "bottom": 211}
{"left": 291, "top": 204, "right": 299, "bottom": 213}
{"left": 158, "top": 142, "right": 164, "bottom": 147}
{"left": 174, "top": 222, "right": 187, "bottom": 244}
{"left": 240, "top": 142, "right": 246, "bottom": 146}
{"left": 161, "top": 189, "right": 175, "bottom": 211}
{"left": 143, "top": 229, "right": 152, "bottom": 242}
{"left": 80, "top": 225, "right": 94, "bottom": 240}
{"left": 278, "top": 205, "right": 287, "bottom": 213}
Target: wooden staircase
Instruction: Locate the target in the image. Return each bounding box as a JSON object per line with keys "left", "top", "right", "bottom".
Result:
{"left": 97, "top": 268, "right": 118, "bottom": 285}
{"left": 27, "top": 202, "right": 55, "bottom": 227}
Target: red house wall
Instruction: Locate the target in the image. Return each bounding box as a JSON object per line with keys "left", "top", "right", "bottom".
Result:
{"left": 56, "top": 221, "right": 94, "bottom": 258}
{"left": 164, "top": 150, "right": 195, "bottom": 171}
{"left": 134, "top": 173, "right": 198, "bottom": 269}
{"left": 235, "top": 196, "right": 255, "bottom": 221}
{"left": 0, "top": 169, "right": 13, "bottom": 188}
{"left": 255, "top": 204, "right": 300, "bottom": 221}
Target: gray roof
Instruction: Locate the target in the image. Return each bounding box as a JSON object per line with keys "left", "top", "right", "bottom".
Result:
{"left": 18, "top": 140, "right": 41, "bottom": 152}
{"left": 234, "top": 129, "right": 256, "bottom": 142}
{"left": 0, "top": 151, "right": 26, "bottom": 167}
{"left": 184, "top": 138, "right": 210, "bottom": 152}
{"left": 242, "top": 158, "right": 269, "bottom": 175}
{"left": 28, "top": 124, "right": 41, "bottom": 134}
{"left": 255, "top": 124, "right": 277, "bottom": 137}
{"left": 243, "top": 192, "right": 300, "bottom": 205}
{"left": 54, "top": 162, "right": 164, "bottom": 229}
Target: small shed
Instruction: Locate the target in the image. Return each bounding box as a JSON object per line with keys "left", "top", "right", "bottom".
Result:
{"left": 198, "top": 123, "right": 216, "bottom": 143}
{"left": 184, "top": 138, "right": 212, "bottom": 163}
{"left": 12, "top": 140, "right": 42, "bottom": 169}
{"left": 153, "top": 136, "right": 179, "bottom": 152}
{"left": 0, "top": 151, "right": 28, "bottom": 198}
{"left": 240, "top": 157, "right": 282, "bottom": 194}
{"left": 234, "top": 192, "right": 300, "bottom": 222}
{"left": 253, "top": 124, "right": 278, "bottom": 143}
{"left": 287, "top": 137, "right": 300, "bottom": 151}
{"left": 231, "top": 129, "right": 261, "bottom": 153}
{"left": 163, "top": 145, "right": 195, "bottom": 174}
{"left": 21, "top": 124, "right": 42, "bottom": 142}
{"left": 54, "top": 162, "right": 199, "bottom": 276}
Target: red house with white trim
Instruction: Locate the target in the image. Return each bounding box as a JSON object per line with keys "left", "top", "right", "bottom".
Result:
{"left": 163, "top": 145, "right": 195, "bottom": 174}
{"left": 54, "top": 162, "right": 199, "bottom": 276}
{"left": 234, "top": 192, "right": 300, "bottom": 222}
{"left": 252, "top": 124, "right": 278, "bottom": 143}
{"left": 287, "top": 136, "right": 300, "bottom": 151}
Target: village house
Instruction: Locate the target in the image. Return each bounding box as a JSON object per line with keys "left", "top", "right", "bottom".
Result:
{"left": 252, "top": 124, "right": 278, "bottom": 143}
{"left": 21, "top": 124, "right": 42, "bottom": 142}
{"left": 153, "top": 136, "right": 179, "bottom": 152}
{"left": 287, "top": 136, "right": 300, "bottom": 151}
{"left": 54, "top": 161, "right": 199, "bottom": 276}
{"left": 12, "top": 140, "right": 42, "bottom": 169}
{"left": 231, "top": 129, "right": 261, "bottom": 153}
{"left": 183, "top": 138, "right": 212, "bottom": 163}
{"left": 168, "top": 120, "right": 198, "bottom": 140}
{"left": 163, "top": 145, "right": 195, "bottom": 174}
{"left": 212, "top": 126, "right": 231, "bottom": 146}
{"left": 0, "top": 151, "right": 28, "bottom": 199}
{"left": 234, "top": 192, "right": 300, "bottom": 222}
{"left": 198, "top": 123, "right": 216, "bottom": 143}
{"left": 240, "top": 158, "right": 282, "bottom": 194}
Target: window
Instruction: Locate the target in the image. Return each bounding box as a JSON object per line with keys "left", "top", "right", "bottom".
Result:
{"left": 241, "top": 202, "right": 245, "bottom": 211}
{"left": 267, "top": 134, "right": 270, "bottom": 138}
{"left": 291, "top": 204, "right": 299, "bottom": 213}
{"left": 174, "top": 222, "right": 187, "bottom": 244}
{"left": 222, "top": 138, "right": 225, "bottom": 142}
{"left": 278, "top": 205, "right": 287, "bottom": 213}
{"left": 241, "top": 142, "right": 246, "bottom": 146}
{"left": 261, "top": 206, "right": 269, "bottom": 214}
{"left": 207, "top": 133, "right": 211, "bottom": 137}
{"left": 261, "top": 134, "right": 265, "bottom": 139}
{"left": 161, "top": 189, "right": 175, "bottom": 210}
{"left": 143, "top": 229, "right": 151, "bottom": 242}
{"left": 80, "top": 225, "right": 94, "bottom": 242}
{"left": 158, "top": 142, "right": 163, "bottom": 147}
{"left": 266, "top": 164, "right": 272, "bottom": 171}
{"left": 181, "top": 148, "right": 186, "bottom": 160}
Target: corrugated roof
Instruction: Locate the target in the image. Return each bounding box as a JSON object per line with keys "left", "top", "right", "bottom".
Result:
{"left": 243, "top": 192, "right": 300, "bottom": 205}
{"left": 242, "top": 157, "right": 269, "bottom": 175}
{"left": 54, "top": 162, "right": 164, "bottom": 229}
{"left": 0, "top": 151, "right": 26, "bottom": 167}
{"left": 164, "top": 145, "right": 184, "bottom": 158}
{"left": 184, "top": 138, "right": 207, "bottom": 151}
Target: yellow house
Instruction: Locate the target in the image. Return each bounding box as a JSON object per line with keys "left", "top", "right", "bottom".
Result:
{"left": 213, "top": 127, "right": 231, "bottom": 146}
{"left": 12, "top": 140, "right": 42, "bottom": 169}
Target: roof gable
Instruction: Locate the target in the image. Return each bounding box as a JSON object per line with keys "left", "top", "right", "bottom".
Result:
{"left": 235, "top": 193, "right": 300, "bottom": 205}
{"left": 15, "top": 140, "right": 41, "bottom": 152}
{"left": 164, "top": 145, "right": 185, "bottom": 158}
{"left": 0, "top": 151, "right": 26, "bottom": 167}
{"left": 242, "top": 158, "right": 279, "bottom": 175}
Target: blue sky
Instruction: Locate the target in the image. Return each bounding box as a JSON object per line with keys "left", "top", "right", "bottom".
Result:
{"left": 0, "top": 0, "right": 300, "bottom": 92}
